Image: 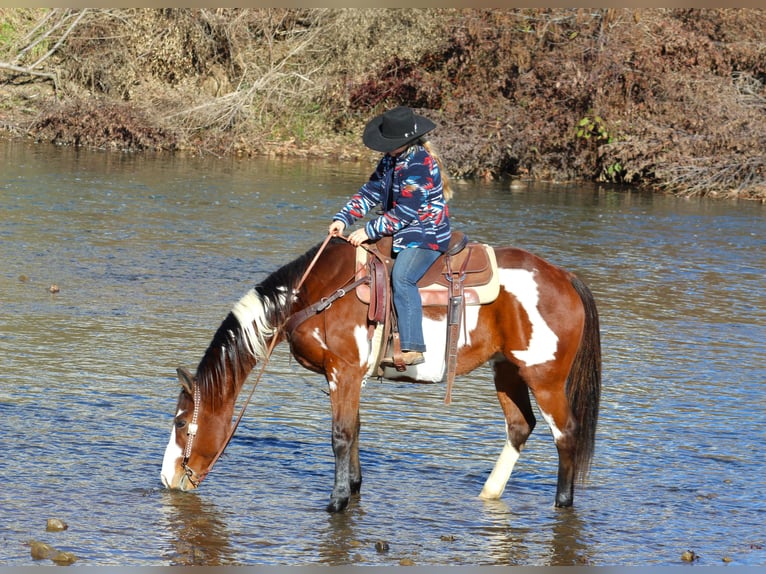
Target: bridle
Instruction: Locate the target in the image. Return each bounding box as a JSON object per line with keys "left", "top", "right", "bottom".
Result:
{"left": 181, "top": 382, "right": 203, "bottom": 487}
{"left": 179, "top": 233, "right": 359, "bottom": 487}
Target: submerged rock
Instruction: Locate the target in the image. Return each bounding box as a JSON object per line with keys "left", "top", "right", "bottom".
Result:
{"left": 52, "top": 551, "right": 77, "bottom": 565}
{"left": 46, "top": 518, "right": 68, "bottom": 532}
{"left": 681, "top": 550, "right": 699, "bottom": 562}
{"left": 29, "top": 541, "right": 54, "bottom": 560}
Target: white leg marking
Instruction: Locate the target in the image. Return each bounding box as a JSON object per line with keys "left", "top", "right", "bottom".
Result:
{"left": 499, "top": 268, "right": 558, "bottom": 366}
{"left": 480, "top": 439, "right": 521, "bottom": 499}
{"left": 231, "top": 288, "right": 276, "bottom": 360}
{"left": 161, "top": 427, "right": 183, "bottom": 488}
{"left": 539, "top": 408, "right": 563, "bottom": 442}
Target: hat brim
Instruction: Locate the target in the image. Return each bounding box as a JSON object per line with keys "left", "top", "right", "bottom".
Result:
{"left": 362, "top": 112, "right": 437, "bottom": 153}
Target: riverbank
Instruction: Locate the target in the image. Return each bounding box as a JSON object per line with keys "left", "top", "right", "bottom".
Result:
{"left": 1, "top": 8, "right": 764, "bottom": 200}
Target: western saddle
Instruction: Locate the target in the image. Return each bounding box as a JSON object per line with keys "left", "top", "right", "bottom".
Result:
{"left": 355, "top": 232, "right": 499, "bottom": 404}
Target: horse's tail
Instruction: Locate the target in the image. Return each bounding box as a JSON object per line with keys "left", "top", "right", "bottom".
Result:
{"left": 567, "top": 274, "right": 602, "bottom": 484}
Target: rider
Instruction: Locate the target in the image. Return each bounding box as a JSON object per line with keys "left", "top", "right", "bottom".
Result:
{"left": 328, "top": 106, "right": 452, "bottom": 366}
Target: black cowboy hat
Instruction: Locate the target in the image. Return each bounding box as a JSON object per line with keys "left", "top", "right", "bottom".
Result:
{"left": 362, "top": 106, "right": 437, "bottom": 153}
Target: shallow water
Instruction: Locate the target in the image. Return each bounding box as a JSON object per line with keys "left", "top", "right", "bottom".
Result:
{"left": 1, "top": 141, "right": 764, "bottom": 566}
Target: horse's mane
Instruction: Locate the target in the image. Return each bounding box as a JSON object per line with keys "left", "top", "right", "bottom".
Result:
{"left": 193, "top": 238, "right": 341, "bottom": 406}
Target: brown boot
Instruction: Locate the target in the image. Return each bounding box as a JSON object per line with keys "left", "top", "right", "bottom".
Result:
{"left": 380, "top": 351, "right": 425, "bottom": 367}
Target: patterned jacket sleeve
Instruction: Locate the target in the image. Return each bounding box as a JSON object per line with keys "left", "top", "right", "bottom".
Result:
{"left": 332, "top": 158, "right": 386, "bottom": 227}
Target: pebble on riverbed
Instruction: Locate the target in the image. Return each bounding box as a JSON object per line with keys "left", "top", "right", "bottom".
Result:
{"left": 30, "top": 541, "right": 54, "bottom": 560}
{"left": 46, "top": 518, "right": 68, "bottom": 532}
{"left": 52, "top": 551, "right": 77, "bottom": 565}
{"left": 681, "top": 550, "right": 699, "bottom": 562}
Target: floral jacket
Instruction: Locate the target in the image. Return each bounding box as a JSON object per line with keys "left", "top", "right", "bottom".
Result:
{"left": 332, "top": 145, "right": 450, "bottom": 253}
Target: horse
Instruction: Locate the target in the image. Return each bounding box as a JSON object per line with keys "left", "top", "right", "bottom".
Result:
{"left": 161, "top": 236, "right": 601, "bottom": 513}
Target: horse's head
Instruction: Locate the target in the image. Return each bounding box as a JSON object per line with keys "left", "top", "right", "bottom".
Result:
{"left": 161, "top": 367, "right": 231, "bottom": 491}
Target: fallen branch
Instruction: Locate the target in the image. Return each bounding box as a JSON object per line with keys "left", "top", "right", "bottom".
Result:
{"left": 0, "top": 61, "right": 59, "bottom": 92}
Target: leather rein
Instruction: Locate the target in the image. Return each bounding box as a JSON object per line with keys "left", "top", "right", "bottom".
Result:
{"left": 182, "top": 233, "right": 364, "bottom": 487}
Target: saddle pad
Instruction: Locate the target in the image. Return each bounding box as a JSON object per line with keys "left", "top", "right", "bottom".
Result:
{"left": 355, "top": 243, "right": 500, "bottom": 306}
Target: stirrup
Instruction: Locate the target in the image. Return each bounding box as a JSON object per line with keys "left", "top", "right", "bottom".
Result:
{"left": 380, "top": 351, "right": 424, "bottom": 368}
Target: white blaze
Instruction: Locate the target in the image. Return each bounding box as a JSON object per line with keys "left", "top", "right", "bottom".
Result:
{"left": 161, "top": 426, "right": 183, "bottom": 488}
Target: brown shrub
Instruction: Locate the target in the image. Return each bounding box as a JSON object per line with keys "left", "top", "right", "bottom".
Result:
{"left": 341, "top": 8, "right": 765, "bottom": 197}
{"left": 31, "top": 98, "right": 177, "bottom": 151}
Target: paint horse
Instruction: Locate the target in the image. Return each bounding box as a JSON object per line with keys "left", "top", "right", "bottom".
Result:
{"left": 161, "top": 236, "right": 601, "bottom": 512}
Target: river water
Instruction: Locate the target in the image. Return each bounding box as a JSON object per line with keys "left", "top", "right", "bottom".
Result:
{"left": 1, "top": 141, "right": 764, "bottom": 567}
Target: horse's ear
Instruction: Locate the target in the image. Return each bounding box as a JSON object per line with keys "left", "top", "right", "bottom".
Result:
{"left": 176, "top": 367, "right": 195, "bottom": 395}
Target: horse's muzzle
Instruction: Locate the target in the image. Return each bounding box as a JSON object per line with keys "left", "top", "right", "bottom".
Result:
{"left": 161, "top": 466, "right": 200, "bottom": 491}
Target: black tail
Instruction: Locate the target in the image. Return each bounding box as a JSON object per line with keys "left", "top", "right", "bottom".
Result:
{"left": 567, "top": 275, "right": 602, "bottom": 483}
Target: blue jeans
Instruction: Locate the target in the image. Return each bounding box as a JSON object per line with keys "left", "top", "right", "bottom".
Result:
{"left": 391, "top": 247, "right": 441, "bottom": 352}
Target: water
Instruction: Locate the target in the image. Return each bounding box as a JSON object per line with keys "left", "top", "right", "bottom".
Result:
{"left": 1, "top": 141, "right": 764, "bottom": 566}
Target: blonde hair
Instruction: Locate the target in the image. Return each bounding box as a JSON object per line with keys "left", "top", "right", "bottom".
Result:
{"left": 421, "top": 140, "right": 453, "bottom": 201}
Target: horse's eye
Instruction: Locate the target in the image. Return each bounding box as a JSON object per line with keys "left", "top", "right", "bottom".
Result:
{"left": 175, "top": 419, "right": 187, "bottom": 429}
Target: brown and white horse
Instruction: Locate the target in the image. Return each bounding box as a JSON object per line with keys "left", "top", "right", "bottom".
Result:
{"left": 161, "top": 237, "right": 601, "bottom": 513}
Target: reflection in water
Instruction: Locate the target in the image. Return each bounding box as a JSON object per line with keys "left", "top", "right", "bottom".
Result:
{"left": 480, "top": 498, "right": 533, "bottom": 565}
{"left": 549, "top": 509, "right": 590, "bottom": 565}
{"left": 159, "top": 491, "right": 235, "bottom": 566}
{"left": 479, "top": 498, "right": 589, "bottom": 566}
{"left": 316, "top": 507, "right": 368, "bottom": 565}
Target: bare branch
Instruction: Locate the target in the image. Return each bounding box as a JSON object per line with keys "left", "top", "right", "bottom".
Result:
{"left": 29, "top": 8, "right": 89, "bottom": 69}
{"left": 15, "top": 8, "right": 68, "bottom": 64}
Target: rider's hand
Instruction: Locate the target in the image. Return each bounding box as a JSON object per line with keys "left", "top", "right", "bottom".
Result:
{"left": 328, "top": 220, "right": 345, "bottom": 236}
{"left": 347, "top": 228, "right": 369, "bottom": 247}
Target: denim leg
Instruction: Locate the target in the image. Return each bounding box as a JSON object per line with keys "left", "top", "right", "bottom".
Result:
{"left": 391, "top": 247, "right": 441, "bottom": 352}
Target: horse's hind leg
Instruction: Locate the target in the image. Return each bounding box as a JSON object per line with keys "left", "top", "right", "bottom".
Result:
{"left": 480, "top": 360, "right": 536, "bottom": 499}
{"left": 532, "top": 379, "right": 577, "bottom": 507}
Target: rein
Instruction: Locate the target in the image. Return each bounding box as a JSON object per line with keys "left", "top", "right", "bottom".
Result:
{"left": 182, "top": 232, "right": 350, "bottom": 486}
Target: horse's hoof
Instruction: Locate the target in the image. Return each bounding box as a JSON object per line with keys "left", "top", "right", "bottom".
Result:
{"left": 326, "top": 497, "right": 349, "bottom": 513}
{"left": 554, "top": 494, "right": 574, "bottom": 508}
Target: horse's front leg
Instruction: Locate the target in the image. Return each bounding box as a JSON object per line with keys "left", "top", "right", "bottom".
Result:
{"left": 349, "top": 408, "right": 362, "bottom": 495}
{"left": 326, "top": 364, "right": 364, "bottom": 513}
